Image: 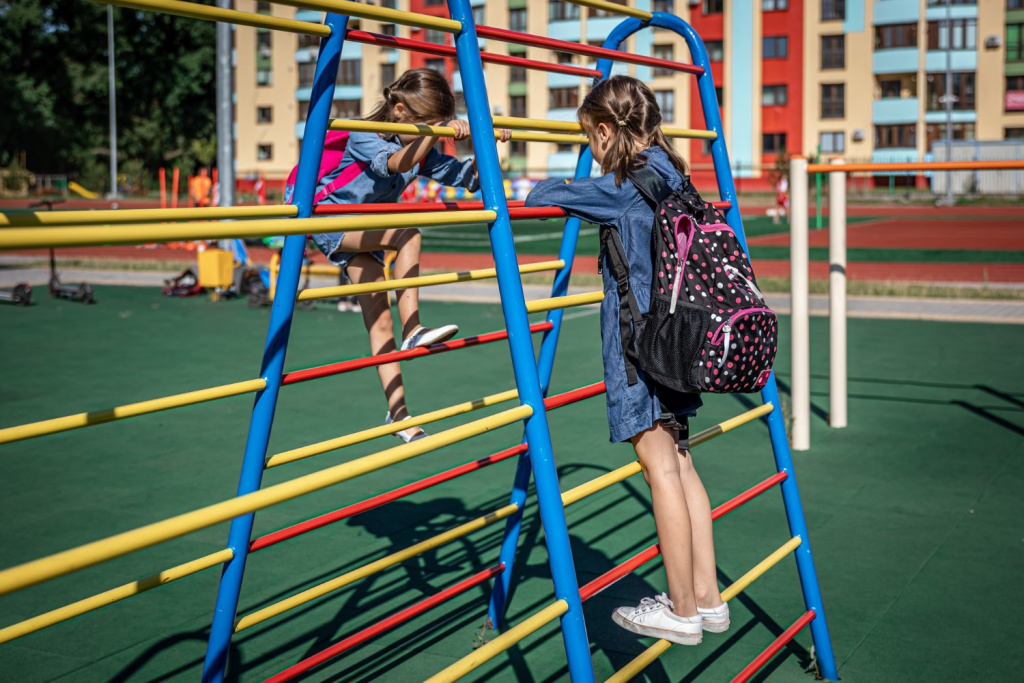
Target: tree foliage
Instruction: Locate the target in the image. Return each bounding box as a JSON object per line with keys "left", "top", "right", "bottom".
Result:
{"left": 0, "top": 0, "right": 216, "bottom": 190}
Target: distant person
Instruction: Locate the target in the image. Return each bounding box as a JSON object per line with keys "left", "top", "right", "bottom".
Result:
{"left": 773, "top": 175, "right": 789, "bottom": 225}
{"left": 191, "top": 168, "right": 212, "bottom": 208}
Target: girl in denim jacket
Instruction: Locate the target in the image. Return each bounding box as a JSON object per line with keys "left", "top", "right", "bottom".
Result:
{"left": 526, "top": 76, "right": 728, "bottom": 645}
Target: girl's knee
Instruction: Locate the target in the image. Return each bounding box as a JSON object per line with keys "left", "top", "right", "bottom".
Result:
{"left": 398, "top": 228, "right": 421, "bottom": 248}
{"left": 638, "top": 450, "right": 681, "bottom": 482}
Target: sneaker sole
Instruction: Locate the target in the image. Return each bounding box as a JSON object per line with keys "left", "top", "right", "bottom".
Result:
{"left": 702, "top": 620, "right": 730, "bottom": 634}
{"left": 611, "top": 612, "right": 702, "bottom": 646}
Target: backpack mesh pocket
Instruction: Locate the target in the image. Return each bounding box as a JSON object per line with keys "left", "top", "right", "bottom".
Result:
{"left": 636, "top": 295, "right": 710, "bottom": 393}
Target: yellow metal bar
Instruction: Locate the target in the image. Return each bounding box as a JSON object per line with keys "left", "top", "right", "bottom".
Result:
{"left": 0, "top": 204, "right": 296, "bottom": 228}
{"left": 563, "top": 0, "right": 652, "bottom": 20}
{"left": 328, "top": 118, "right": 587, "bottom": 144}
{"left": 0, "top": 210, "right": 496, "bottom": 250}
{"left": 295, "top": 259, "right": 564, "bottom": 302}
{"left": 235, "top": 503, "right": 520, "bottom": 632}
{"left": 423, "top": 600, "right": 570, "bottom": 683}
{"left": 661, "top": 125, "right": 717, "bottom": 140}
{"left": 0, "top": 379, "right": 266, "bottom": 446}
{"left": 688, "top": 403, "right": 773, "bottom": 448}
{"left": 526, "top": 290, "right": 604, "bottom": 314}
{"left": 98, "top": 0, "right": 330, "bottom": 35}
{"left": 0, "top": 405, "right": 531, "bottom": 596}
{"left": 0, "top": 548, "right": 232, "bottom": 645}
{"left": 269, "top": 0, "right": 461, "bottom": 31}
{"left": 491, "top": 116, "right": 716, "bottom": 140}
{"left": 266, "top": 389, "right": 520, "bottom": 467}
{"left": 605, "top": 536, "right": 802, "bottom": 683}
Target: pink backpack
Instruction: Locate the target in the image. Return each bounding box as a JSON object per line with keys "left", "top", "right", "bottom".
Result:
{"left": 284, "top": 130, "right": 369, "bottom": 205}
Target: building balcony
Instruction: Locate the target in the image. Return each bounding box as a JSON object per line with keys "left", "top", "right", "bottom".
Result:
{"left": 295, "top": 85, "right": 362, "bottom": 101}
{"left": 872, "top": 97, "right": 919, "bottom": 124}
{"left": 296, "top": 10, "right": 322, "bottom": 24}
{"left": 873, "top": 0, "right": 919, "bottom": 25}
{"left": 873, "top": 48, "right": 919, "bottom": 74}
{"left": 924, "top": 50, "right": 976, "bottom": 72}
{"left": 548, "top": 20, "right": 582, "bottom": 43}
{"left": 586, "top": 17, "right": 622, "bottom": 45}
{"left": 547, "top": 71, "right": 582, "bottom": 89}
{"left": 924, "top": 4, "right": 978, "bottom": 21}
{"left": 924, "top": 109, "right": 976, "bottom": 123}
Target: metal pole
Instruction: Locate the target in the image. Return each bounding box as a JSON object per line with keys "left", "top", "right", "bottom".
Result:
{"left": 828, "top": 160, "right": 847, "bottom": 429}
{"left": 107, "top": 6, "right": 119, "bottom": 199}
{"left": 789, "top": 156, "right": 810, "bottom": 451}
{"left": 216, "top": 0, "right": 235, "bottom": 208}
{"left": 943, "top": 1, "right": 955, "bottom": 205}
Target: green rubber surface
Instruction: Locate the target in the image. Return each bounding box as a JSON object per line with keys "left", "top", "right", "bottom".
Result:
{"left": 1, "top": 286, "right": 1022, "bottom": 682}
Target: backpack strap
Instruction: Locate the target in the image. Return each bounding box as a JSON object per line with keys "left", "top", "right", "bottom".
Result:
{"left": 313, "top": 160, "right": 370, "bottom": 204}
{"left": 628, "top": 167, "right": 673, "bottom": 209}
{"left": 600, "top": 225, "right": 643, "bottom": 386}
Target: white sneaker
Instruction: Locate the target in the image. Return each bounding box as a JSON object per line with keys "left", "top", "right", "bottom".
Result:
{"left": 384, "top": 411, "right": 427, "bottom": 443}
{"left": 399, "top": 324, "right": 459, "bottom": 351}
{"left": 697, "top": 602, "right": 730, "bottom": 633}
{"left": 611, "top": 593, "right": 703, "bottom": 645}
{"left": 337, "top": 301, "right": 351, "bottom": 312}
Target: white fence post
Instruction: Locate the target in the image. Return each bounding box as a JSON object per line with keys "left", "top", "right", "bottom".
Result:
{"left": 828, "top": 159, "right": 847, "bottom": 429}
{"left": 789, "top": 156, "right": 810, "bottom": 451}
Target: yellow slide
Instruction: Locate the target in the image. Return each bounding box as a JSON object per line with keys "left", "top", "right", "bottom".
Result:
{"left": 68, "top": 181, "right": 99, "bottom": 199}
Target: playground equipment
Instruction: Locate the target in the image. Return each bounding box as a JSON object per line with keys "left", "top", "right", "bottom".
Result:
{"left": 67, "top": 180, "right": 98, "bottom": 199}
{"left": 788, "top": 157, "right": 1024, "bottom": 451}
{"left": 0, "top": 1, "right": 837, "bottom": 681}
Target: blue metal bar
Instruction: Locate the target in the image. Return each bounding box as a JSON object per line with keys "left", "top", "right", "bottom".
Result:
{"left": 446, "top": 1, "right": 594, "bottom": 679}
{"left": 199, "top": 14, "right": 349, "bottom": 683}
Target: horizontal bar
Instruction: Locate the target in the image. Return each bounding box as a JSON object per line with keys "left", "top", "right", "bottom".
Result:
{"left": 234, "top": 503, "right": 521, "bottom": 631}
{"left": 345, "top": 30, "right": 601, "bottom": 79}
{"left": 0, "top": 204, "right": 296, "bottom": 228}
{"left": 475, "top": 25, "right": 703, "bottom": 76}
{"left": 806, "top": 160, "right": 1024, "bottom": 173}
{"left": 265, "top": 388, "right": 520, "bottom": 467}
{"left": 268, "top": 0, "right": 460, "bottom": 32}
{"left": 0, "top": 379, "right": 266, "bottom": 447}
{"left": 327, "top": 119, "right": 587, "bottom": 144}
{"left": 730, "top": 610, "right": 817, "bottom": 683}
{"left": 605, "top": 537, "right": 803, "bottom": 683}
{"left": 564, "top": 0, "right": 651, "bottom": 20}
{"left": 98, "top": 0, "right": 329, "bottom": 35}
{"left": 251, "top": 444, "right": 527, "bottom": 552}
{"left": 252, "top": 383, "right": 602, "bottom": 552}
{"left": 0, "top": 210, "right": 497, "bottom": 250}
{"left": 0, "top": 548, "right": 232, "bottom": 645}
{"left": 688, "top": 403, "right": 773, "bottom": 448}
{"left": 281, "top": 321, "right": 553, "bottom": 385}
{"left": 491, "top": 117, "right": 716, "bottom": 140}
{"left": 712, "top": 470, "right": 787, "bottom": 520}
{"left": 423, "top": 600, "right": 569, "bottom": 683}
{"left": 295, "top": 259, "right": 564, "bottom": 302}
{"left": 0, "top": 405, "right": 531, "bottom": 596}
{"left": 310, "top": 199, "right": 731, "bottom": 217}
{"left": 525, "top": 290, "right": 604, "bottom": 314}
{"left": 264, "top": 564, "right": 506, "bottom": 683}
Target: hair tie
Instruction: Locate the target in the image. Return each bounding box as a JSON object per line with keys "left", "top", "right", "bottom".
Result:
{"left": 616, "top": 119, "right": 627, "bottom": 127}
{"left": 383, "top": 87, "right": 392, "bottom": 101}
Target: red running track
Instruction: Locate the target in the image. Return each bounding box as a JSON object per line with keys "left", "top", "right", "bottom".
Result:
{"left": 748, "top": 218, "right": 1024, "bottom": 251}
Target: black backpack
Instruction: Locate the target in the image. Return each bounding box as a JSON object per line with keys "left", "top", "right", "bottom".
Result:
{"left": 599, "top": 168, "right": 778, "bottom": 394}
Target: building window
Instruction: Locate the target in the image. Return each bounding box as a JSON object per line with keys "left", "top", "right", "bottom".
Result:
{"left": 549, "top": 1, "right": 580, "bottom": 21}
{"left": 425, "top": 58, "right": 445, "bottom": 74}
{"left": 655, "top": 90, "right": 675, "bottom": 121}
{"left": 509, "top": 8, "right": 527, "bottom": 32}
{"left": 256, "top": 1, "right": 270, "bottom": 11}
{"left": 715, "top": 86, "right": 724, "bottom": 107}
{"left": 381, "top": 63, "right": 395, "bottom": 87}
{"left": 875, "top": 23, "right": 918, "bottom": 50}
{"left": 704, "top": 0, "right": 724, "bottom": 14}
{"left": 337, "top": 60, "right": 361, "bottom": 86}
{"left": 298, "top": 62, "right": 316, "bottom": 88}
{"left": 821, "top": 35, "right": 844, "bottom": 69}
{"left": 424, "top": 29, "right": 447, "bottom": 45}
{"left": 653, "top": 0, "right": 675, "bottom": 11}
{"left": 256, "top": 30, "right": 272, "bottom": 86}
{"left": 298, "top": 100, "right": 309, "bottom": 120}
{"left": 1005, "top": 127, "right": 1024, "bottom": 139}
{"left": 653, "top": 45, "right": 674, "bottom": 76}
{"left": 821, "top": 0, "right": 845, "bottom": 21}
{"left": 299, "top": 33, "right": 320, "bottom": 50}
{"left": 763, "top": 36, "right": 788, "bottom": 59}
{"left": 425, "top": 0, "right": 444, "bottom": 5}
{"left": 556, "top": 52, "right": 574, "bottom": 64}
{"left": 257, "top": 107, "right": 272, "bottom": 123}
{"left": 1006, "top": 75, "right": 1024, "bottom": 111}
{"left": 510, "top": 140, "right": 527, "bottom": 156}
{"left": 762, "top": 84, "right": 788, "bottom": 106}
{"left": 381, "top": 24, "right": 397, "bottom": 37}
{"left": 702, "top": 139, "right": 714, "bottom": 155}
{"left": 257, "top": 144, "right": 273, "bottom": 161}
{"left": 1009, "top": 24, "right": 1024, "bottom": 62}
{"left": 819, "top": 131, "right": 845, "bottom": 154}
{"left": 928, "top": 0, "right": 982, "bottom": 5}
{"left": 927, "top": 19, "right": 977, "bottom": 51}
{"left": 925, "top": 122, "right": 975, "bottom": 149}
{"left": 510, "top": 66, "right": 527, "bottom": 83}
{"left": 588, "top": 0, "right": 626, "bottom": 18}
{"left": 821, "top": 83, "right": 845, "bottom": 118}
{"left": 875, "top": 124, "right": 916, "bottom": 149}
{"left": 926, "top": 72, "right": 975, "bottom": 110}
{"left": 549, "top": 87, "right": 579, "bottom": 109}
{"left": 556, "top": 143, "right": 575, "bottom": 152}
{"left": 705, "top": 40, "right": 724, "bottom": 62}
{"left": 510, "top": 95, "right": 526, "bottom": 118}
{"left": 333, "top": 99, "right": 361, "bottom": 119}
{"left": 762, "top": 133, "right": 787, "bottom": 154}
{"left": 880, "top": 79, "right": 904, "bottom": 98}
{"left": 763, "top": 0, "right": 788, "bottom": 10}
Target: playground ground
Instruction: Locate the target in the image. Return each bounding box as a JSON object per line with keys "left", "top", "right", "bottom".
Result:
{"left": 1, "top": 287, "right": 1022, "bottom": 682}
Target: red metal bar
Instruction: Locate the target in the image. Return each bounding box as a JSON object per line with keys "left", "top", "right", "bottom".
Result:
{"left": 346, "top": 29, "right": 601, "bottom": 78}
{"left": 578, "top": 471, "right": 788, "bottom": 601}
{"left": 263, "top": 564, "right": 505, "bottom": 683}
{"left": 250, "top": 445, "right": 527, "bottom": 552}
{"left": 544, "top": 381, "right": 606, "bottom": 410}
{"left": 281, "top": 321, "right": 553, "bottom": 385}
{"left": 312, "top": 200, "right": 729, "bottom": 217}
{"left": 730, "top": 610, "right": 817, "bottom": 683}
{"left": 476, "top": 25, "right": 703, "bottom": 75}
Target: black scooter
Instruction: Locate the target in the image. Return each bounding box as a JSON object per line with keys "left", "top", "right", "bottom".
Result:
{"left": 0, "top": 283, "right": 32, "bottom": 306}
{"left": 30, "top": 200, "right": 95, "bottom": 304}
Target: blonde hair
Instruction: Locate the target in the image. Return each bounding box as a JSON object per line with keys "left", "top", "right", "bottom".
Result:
{"left": 578, "top": 75, "right": 688, "bottom": 185}
{"left": 364, "top": 68, "right": 456, "bottom": 124}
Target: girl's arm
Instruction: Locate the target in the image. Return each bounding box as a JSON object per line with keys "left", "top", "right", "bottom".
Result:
{"left": 387, "top": 120, "right": 472, "bottom": 174}
{"left": 416, "top": 126, "right": 512, "bottom": 191}
{"left": 525, "top": 176, "right": 631, "bottom": 226}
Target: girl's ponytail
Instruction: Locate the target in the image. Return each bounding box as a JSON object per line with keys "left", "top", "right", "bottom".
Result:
{"left": 364, "top": 69, "right": 456, "bottom": 124}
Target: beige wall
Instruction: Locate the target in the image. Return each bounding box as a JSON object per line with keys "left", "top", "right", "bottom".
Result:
{"left": 976, "top": 0, "right": 1008, "bottom": 140}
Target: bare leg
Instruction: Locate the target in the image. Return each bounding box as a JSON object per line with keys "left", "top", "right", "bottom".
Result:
{"left": 338, "top": 228, "right": 423, "bottom": 339}
{"left": 345, "top": 254, "right": 422, "bottom": 437}
{"left": 632, "top": 421, "right": 698, "bottom": 617}
{"left": 674, "top": 441, "right": 724, "bottom": 609}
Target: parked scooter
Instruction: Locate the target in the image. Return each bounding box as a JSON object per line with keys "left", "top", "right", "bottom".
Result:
{"left": 0, "top": 283, "right": 32, "bottom": 306}
{"left": 29, "top": 200, "right": 95, "bottom": 304}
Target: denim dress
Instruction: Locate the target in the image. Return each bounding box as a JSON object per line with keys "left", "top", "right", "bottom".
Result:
{"left": 525, "top": 146, "right": 702, "bottom": 442}
{"left": 311, "top": 132, "right": 480, "bottom": 267}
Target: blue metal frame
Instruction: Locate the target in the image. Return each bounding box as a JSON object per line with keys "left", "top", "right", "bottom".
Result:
{"left": 200, "top": 14, "right": 349, "bottom": 683}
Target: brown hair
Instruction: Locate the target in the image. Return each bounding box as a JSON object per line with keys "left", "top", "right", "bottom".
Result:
{"left": 577, "top": 75, "right": 688, "bottom": 185}
{"left": 363, "top": 68, "right": 456, "bottom": 124}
